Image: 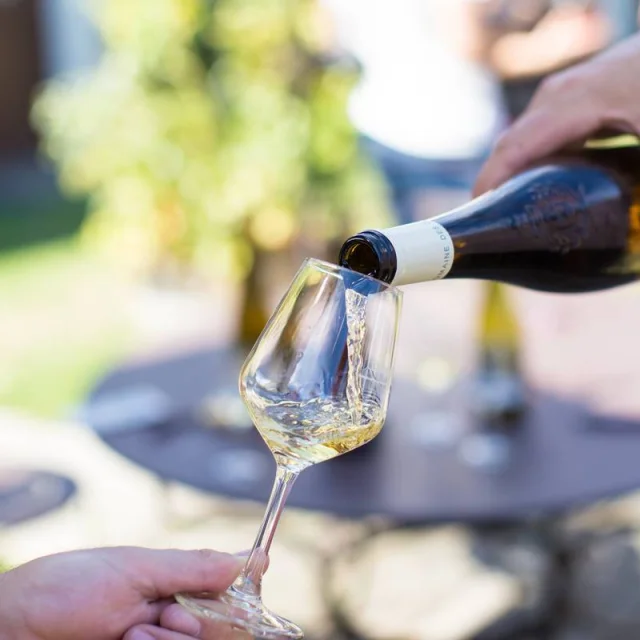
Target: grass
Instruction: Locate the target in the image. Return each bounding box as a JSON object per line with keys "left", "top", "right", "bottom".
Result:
{"left": 0, "top": 322, "right": 129, "bottom": 418}
{"left": 0, "top": 197, "right": 131, "bottom": 418}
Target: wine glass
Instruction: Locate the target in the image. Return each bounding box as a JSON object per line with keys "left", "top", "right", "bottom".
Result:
{"left": 176, "top": 258, "right": 402, "bottom": 638}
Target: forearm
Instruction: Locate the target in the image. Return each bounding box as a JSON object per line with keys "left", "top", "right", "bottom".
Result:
{"left": 490, "top": 4, "right": 611, "bottom": 80}
{"left": 490, "top": 32, "right": 601, "bottom": 79}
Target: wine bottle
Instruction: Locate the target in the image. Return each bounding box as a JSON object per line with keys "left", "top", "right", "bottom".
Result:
{"left": 238, "top": 247, "right": 270, "bottom": 350}
{"left": 471, "top": 282, "right": 527, "bottom": 427}
{"left": 338, "top": 140, "right": 640, "bottom": 293}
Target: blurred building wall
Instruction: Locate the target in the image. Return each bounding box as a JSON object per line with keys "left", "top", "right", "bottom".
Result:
{"left": 37, "top": 0, "right": 101, "bottom": 79}
{"left": 0, "top": 0, "right": 100, "bottom": 157}
{"left": 0, "top": 0, "right": 42, "bottom": 154}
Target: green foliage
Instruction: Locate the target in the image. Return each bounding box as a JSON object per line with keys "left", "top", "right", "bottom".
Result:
{"left": 33, "top": 0, "right": 389, "bottom": 282}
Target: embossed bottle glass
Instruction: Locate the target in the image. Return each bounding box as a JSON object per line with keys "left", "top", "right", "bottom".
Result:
{"left": 176, "top": 258, "right": 402, "bottom": 639}
{"left": 339, "top": 142, "right": 640, "bottom": 293}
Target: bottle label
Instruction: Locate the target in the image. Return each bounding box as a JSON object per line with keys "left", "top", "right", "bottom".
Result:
{"left": 380, "top": 220, "right": 454, "bottom": 285}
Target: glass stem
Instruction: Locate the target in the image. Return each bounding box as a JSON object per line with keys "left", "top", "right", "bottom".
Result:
{"left": 232, "top": 465, "right": 299, "bottom": 599}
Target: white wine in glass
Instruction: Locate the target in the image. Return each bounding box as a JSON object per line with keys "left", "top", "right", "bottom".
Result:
{"left": 176, "top": 258, "right": 402, "bottom": 638}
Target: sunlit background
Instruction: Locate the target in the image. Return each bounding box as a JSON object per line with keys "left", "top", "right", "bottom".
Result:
{"left": 2, "top": 1, "right": 640, "bottom": 639}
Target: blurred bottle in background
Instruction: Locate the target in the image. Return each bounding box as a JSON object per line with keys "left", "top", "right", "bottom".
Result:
{"left": 472, "top": 281, "right": 526, "bottom": 428}
{"left": 460, "top": 281, "right": 527, "bottom": 470}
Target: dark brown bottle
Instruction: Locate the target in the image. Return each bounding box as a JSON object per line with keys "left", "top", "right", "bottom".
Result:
{"left": 338, "top": 139, "right": 640, "bottom": 293}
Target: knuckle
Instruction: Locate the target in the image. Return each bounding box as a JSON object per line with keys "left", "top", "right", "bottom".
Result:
{"left": 196, "top": 548, "right": 222, "bottom": 560}
{"left": 196, "top": 549, "right": 224, "bottom": 566}
{"left": 617, "top": 108, "right": 640, "bottom": 135}
{"left": 537, "top": 74, "right": 559, "bottom": 96}
{"left": 492, "top": 132, "right": 523, "bottom": 167}
{"left": 629, "top": 116, "right": 640, "bottom": 135}
{"left": 195, "top": 548, "right": 236, "bottom": 568}
{"left": 493, "top": 131, "right": 513, "bottom": 154}
{"left": 539, "top": 70, "right": 571, "bottom": 94}
{"left": 123, "top": 625, "right": 151, "bottom": 640}
{"left": 600, "top": 105, "right": 640, "bottom": 136}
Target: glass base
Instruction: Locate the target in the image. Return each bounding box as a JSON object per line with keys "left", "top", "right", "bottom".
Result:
{"left": 176, "top": 585, "right": 304, "bottom": 639}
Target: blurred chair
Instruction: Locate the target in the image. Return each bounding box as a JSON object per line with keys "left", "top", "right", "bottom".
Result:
{"left": 0, "top": 468, "right": 77, "bottom": 528}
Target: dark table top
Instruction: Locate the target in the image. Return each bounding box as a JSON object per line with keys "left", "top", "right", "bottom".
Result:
{"left": 85, "top": 346, "right": 640, "bottom": 525}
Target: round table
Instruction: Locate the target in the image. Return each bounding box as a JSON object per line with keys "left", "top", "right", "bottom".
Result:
{"left": 84, "top": 346, "right": 640, "bottom": 639}
{"left": 86, "top": 346, "right": 640, "bottom": 526}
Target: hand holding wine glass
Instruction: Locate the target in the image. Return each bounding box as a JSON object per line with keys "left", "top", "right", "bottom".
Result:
{"left": 175, "top": 259, "right": 402, "bottom": 638}
{"left": 0, "top": 547, "right": 245, "bottom": 640}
